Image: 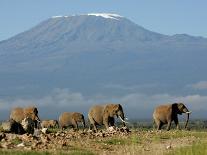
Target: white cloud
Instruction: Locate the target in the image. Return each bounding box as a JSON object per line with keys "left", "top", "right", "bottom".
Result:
{"left": 189, "top": 81, "right": 207, "bottom": 90}
{"left": 1, "top": 88, "right": 207, "bottom": 119}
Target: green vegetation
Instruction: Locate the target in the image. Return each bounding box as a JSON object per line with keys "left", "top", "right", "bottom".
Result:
{"left": 47, "top": 128, "right": 59, "bottom": 133}
{"left": 0, "top": 150, "right": 95, "bottom": 155}
{"left": 103, "top": 138, "right": 126, "bottom": 145}
{"left": 1, "top": 120, "right": 207, "bottom": 155}
{"left": 167, "top": 142, "right": 207, "bottom": 155}
{"left": 0, "top": 150, "right": 51, "bottom": 155}
{"left": 10, "top": 137, "right": 22, "bottom": 145}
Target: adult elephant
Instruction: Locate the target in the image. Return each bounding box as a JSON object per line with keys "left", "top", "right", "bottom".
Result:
{"left": 10, "top": 106, "right": 40, "bottom": 128}
{"left": 153, "top": 103, "right": 191, "bottom": 130}
{"left": 88, "top": 103, "right": 127, "bottom": 132}
{"left": 59, "top": 112, "right": 85, "bottom": 130}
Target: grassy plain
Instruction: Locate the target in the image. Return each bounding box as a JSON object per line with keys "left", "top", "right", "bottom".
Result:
{"left": 0, "top": 120, "right": 207, "bottom": 155}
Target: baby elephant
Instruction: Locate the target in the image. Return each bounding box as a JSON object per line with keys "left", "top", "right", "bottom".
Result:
{"left": 59, "top": 112, "right": 85, "bottom": 130}
{"left": 153, "top": 103, "right": 191, "bottom": 131}
{"left": 41, "top": 120, "right": 59, "bottom": 128}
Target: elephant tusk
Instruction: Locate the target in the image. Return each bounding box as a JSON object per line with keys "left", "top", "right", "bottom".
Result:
{"left": 186, "top": 111, "right": 192, "bottom": 114}
{"left": 119, "top": 116, "right": 129, "bottom": 123}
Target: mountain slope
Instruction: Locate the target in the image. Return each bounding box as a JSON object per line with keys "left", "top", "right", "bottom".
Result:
{"left": 0, "top": 13, "right": 207, "bottom": 98}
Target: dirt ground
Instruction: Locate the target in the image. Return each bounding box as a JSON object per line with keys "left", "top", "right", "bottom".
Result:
{"left": 0, "top": 127, "right": 206, "bottom": 155}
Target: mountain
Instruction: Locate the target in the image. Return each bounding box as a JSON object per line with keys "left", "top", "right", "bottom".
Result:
{"left": 0, "top": 13, "right": 207, "bottom": 119}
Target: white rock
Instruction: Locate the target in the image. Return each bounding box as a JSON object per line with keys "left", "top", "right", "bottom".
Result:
{"left": 107, "top": 126, "right": 116, "bottom": 132}
{"left": 17, "top": 142, "right": 25, "bottom": 147}
{"left": 41, "top": 128, "right": 48, "bottom": 134}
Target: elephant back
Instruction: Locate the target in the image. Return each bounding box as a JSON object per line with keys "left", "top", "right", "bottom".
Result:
{"left": 59, "top": 112, "right": 73, "bottom": 127}
{"left": 88, "top": 105, "right": 105, "bottom": 125}
{"left": 153, "top": 104, "right": 173, "bottom": 123}
{"left": 10, "top": 107, "right": 25, "bottom": 123}
{"left": 72, "top": 112, "right": 84, "bottom": 122}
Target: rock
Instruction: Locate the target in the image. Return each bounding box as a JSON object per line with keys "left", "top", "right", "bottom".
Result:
{"left": 166, "top": 145, "right": 172, "bottom": 149}
{"left": 119, "top": 126, "right": 130, "bottom": 133}
{"left": 40, "top": 135, "right": 50, "bottom": 144}
{"left": 6, "top": 133, "right": 18, "bottom": 140}
{"left": 17, "top": 142, "right": 25, "bottom": 147}
{"left": 41, "top": 128, "right": 48, "bottom": 134}
{"left": 87, "top": 129, "right": 93, "bottom": 133}
{"left": 107, "top": 126, "right": 116, "bottom": 132}
{"left": 33, "top": 128, "right": 41, "bottom": 137}
{"left": 1, "top": 121, "right": 12, "bottom": 132}
{"left": 1, "top": 120, "right": 25, "bottom": 134}
{"left": 24, "top": 146, "right": 33, "bottom": 150}
{"left": 1, "top": 142, "right": 13, "bottom": 149}
{"left": 0, "top": 132, "right": 6, "bottom": 141}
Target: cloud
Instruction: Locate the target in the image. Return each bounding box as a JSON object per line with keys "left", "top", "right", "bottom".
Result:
{"left": 189, "top": 81, "right": 207, "bottom": 90}
{"left": 0, "top": 88, "right": 207, "bottom": 119}
{"left": 103, "top": 83, "right": 158, "bottom": 90}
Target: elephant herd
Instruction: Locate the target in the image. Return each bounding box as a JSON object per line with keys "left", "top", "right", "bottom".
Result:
{"left": 4, "top": 102, "right": 191, "bottom": 134}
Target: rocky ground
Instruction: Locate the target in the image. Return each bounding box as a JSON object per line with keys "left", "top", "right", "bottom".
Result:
{"left": 0, "top": 127, "right": 130, "bottom": 153}
{"left": 0, "top": 127, "right": 206, "bottom": 155}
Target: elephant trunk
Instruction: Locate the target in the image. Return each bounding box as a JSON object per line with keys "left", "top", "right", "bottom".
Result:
{"left": 184, "top": 111, "right": 191, "bottom": 129}
{"left": 34, "top": 116, "right": 41, "bottom": 129}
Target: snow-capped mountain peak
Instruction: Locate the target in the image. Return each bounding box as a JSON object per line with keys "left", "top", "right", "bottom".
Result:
{"left": 52, "top": 15, "right": 69, "bottom": 18}
{"left": 87, "top": 13, "right": 123, "bottom": 20}
{"left": 51, "top": 13, "right": 123, "bottom": 20}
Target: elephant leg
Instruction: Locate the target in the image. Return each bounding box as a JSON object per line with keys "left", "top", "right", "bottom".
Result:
{"left": 103, "top": 120, "right": 109, "bottom": 129}
{"left": 92, "top": 123, "right": 98, "bottom": 132}
{"left": 88, "top": 117, "right": 98, "bottom": 132}
{"left": 103, "top": 116, "right": 110, "bottom": 129}
{"left": 166, "top": 121, "right": 172, "bottom": 131}
{"left": 108, "top": 117, "right": 115, "bottom": 127}
{"left": 74, "top": 122, "right": 78, "bottom": 131}
{"left": 60, "top": 125, "right": 64, "bottom": 130}
{"left": 155, "top": 119, "right": 162, "bottom": 130}
{"left": 88, "top": 118, "right": 92, "bottom": 130}
{"left": 174, "top": 117, "right": 180, "bottom": 130}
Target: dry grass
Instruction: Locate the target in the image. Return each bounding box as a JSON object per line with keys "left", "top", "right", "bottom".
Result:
{"left": 0, "top": 129, "right": 207, "bottom": 155}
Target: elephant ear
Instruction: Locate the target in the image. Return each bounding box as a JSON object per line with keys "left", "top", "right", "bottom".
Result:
{"left": 33, "top": 107, "right": 38, "bottom": 115}
{"left": 177, "top": 103, "right": 185, "bottom": 111}
{"left": 172, "top": 103, "right": 183, "bottom": 114}
{"left": 112, "top": 104, "right": 120, "bottom": 112}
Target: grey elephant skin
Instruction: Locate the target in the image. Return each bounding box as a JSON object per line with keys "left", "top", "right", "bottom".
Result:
{"left": 41, "top": 120, "right": 59, "bottom": 128}
{"left": 153, "top": 103, "right": 191, "bottom": 130}
{"left": 59, "top": 112, "right": 85, "bottom": 130}
{"left": 88, "top": 104, "right": 126, "bottom": 132}
{"left": 10, "top": 106, "right": 40, "bottom": 128}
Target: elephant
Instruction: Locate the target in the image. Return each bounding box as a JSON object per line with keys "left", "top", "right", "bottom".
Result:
{"left": 88, "top": 103, "right": 127, "bottom": 132}
{"left": 41, "top": 120, "right": 59, "bottom": 128}
{"left": 1, "top": 119, "right": 25, "bottom": 134}
{"left": 59, "top": 112, "right": 85, "bottom": 130}
{"left": 153, "top": 103, "right": 191, "bottom": 131}
{"left": 10, "top": 106, "right": 40, "bottom": 128}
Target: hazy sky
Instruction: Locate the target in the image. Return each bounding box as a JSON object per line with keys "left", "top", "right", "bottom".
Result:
{"left": 0, "top": 0, "right": 206, "bottom": 41}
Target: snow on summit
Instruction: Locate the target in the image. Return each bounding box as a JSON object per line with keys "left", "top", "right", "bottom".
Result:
{"left": 87, "top": 13, "right": 123, "bottom": 20}
{"left": 51, "top": 13, "right": 123, "bottom": 20}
